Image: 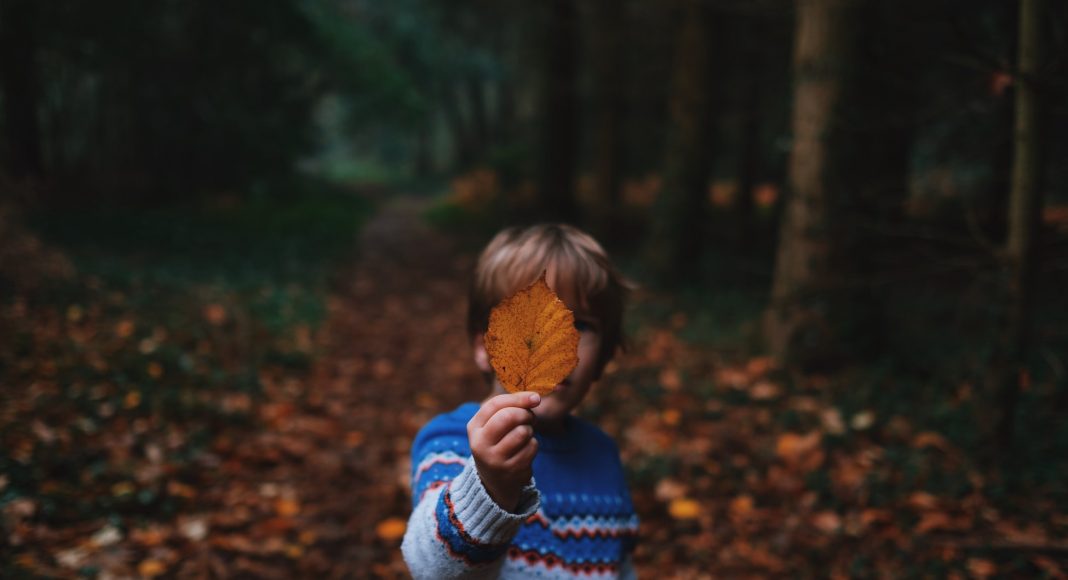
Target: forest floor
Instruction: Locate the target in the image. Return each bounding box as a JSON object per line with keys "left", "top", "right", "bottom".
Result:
{"left": 3, "top": 194, "right": 1068, "bottom": 578}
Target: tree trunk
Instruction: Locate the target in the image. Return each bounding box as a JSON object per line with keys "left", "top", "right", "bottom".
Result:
{"left": 0, "top": 0, "right": 44, "bottom": 179}
{"left": 441, "top": 82, "right": 474, "bottom": 169}
{"left": 590, "top": 0, "right": 627, "bottom": 240}
{"left": 538, "top": 0, "right": 580, "bottom": 223}
{"left": 764, "top": 0, "right": 856, "bottom": 366}
{"left": 466, "top": 75, "right": 489, "bottom": 162}
{"left": 646, "top": 0, "right": 713, "bottom": 282}
{"left": 989, "top": 0, "right": 1045, "bottom": 458}
{"left": 733, "top": 69, "right": 762, "bottom": 249}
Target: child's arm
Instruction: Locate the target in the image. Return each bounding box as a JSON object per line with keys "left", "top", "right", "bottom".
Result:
{"left": 402, "top": 393, "right": 542, "bottom": 579}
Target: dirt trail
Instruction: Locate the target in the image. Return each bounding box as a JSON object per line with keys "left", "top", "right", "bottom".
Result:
{"left": 197, "top": 197, "right": 486, "bottom": 578}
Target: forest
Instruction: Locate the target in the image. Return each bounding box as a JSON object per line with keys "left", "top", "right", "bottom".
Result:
{"left": 1, "top": 0, "right": 1067, "bottom": 577}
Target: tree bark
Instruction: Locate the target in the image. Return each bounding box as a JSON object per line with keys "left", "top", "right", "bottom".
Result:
{"left": 764, "top": 0, "right": 856, "bottom": 366}
{"left": 646, "top": 0, "right": 714, "bottom": 282}
{"left": 466, "top": 75, "right": 489, "bottom": 162}
{"left": 590, "top": 0, "right": 627, "bottom": 240}
{"left": 538, "top": 0, "right": 580, "bottom": 223}
{"left": 441, "top": 82, "right": 474, "bottom": 169}
{"left": 990, "top": 0, "right": 1045, "bottom": 458}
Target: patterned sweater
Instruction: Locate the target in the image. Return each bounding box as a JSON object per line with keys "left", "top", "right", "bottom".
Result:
{"left": 402, "top": 403, "right": 639, "bottom": 579}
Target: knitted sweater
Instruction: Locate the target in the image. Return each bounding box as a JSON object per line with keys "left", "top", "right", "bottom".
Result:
{"left": 402, "top": 402, "right": 639, "bottom": 579}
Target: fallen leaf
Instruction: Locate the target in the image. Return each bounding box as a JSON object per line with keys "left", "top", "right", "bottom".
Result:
{"left": 168, "top": 481, "right": 197, "bottom": 499}
{"left": 203, "top": 304, "right": 227, "bottom": 325}
{"left": 275, "top": 498, "right": 300, "bottom": 517}
{"left": 138, "top": 559, "right": 167, "bottom": 578}
{"left": 967, "top": 558, "right": 997, "bottom": 579}
{"left": 376, "top": 517, "right": 407, "bottom": 541}
{"left": 484, "top": 274, "right": 579, "bottom": 395}
{"left": 180, "top": 517, "right": 208, "bottom": 541}
{"left": 851, "top": 411, "right": 875, "bottom": 431}
{"left": 90, "top": 525, "right": 123, "bottom": 547}
{"left": 745, "top": 356, "right": 773, "bottom": 377}
{"left": 66, "top": 304, "right": 84, "bottom": 322}
{"left": 1032, "top": 556, "right": 1066, "bottom": 579}
{"left": 914, "top": 512, "right": 952, "bottom": 534}
{"left": 821, "top": 408, "right": 846, "bottom": 435}
{"left": 912, "top": 431, "right": 951, "bottom": 451}
{"left": 749, "top": 381, "right": 780, "bottom": 400}
{"left": 115, "top": 319, "right": 136, "bottom": 338}
{"left": 285, "top": 543, "right": 304, "bottom": 558}
{"left": 776, "top": 432, "right": 824, "bottom": 472}
{"left": 662, "top": 409, "right": 681, "bottom": 426}
{"left": 812, "top": 511, "right": 842, "bottom": 534}
{"left": 668, "top": 498, "right": 701, "bottom": 520}
{"left": 907, "top": 491, "right": 940, "bottom": 511}
{"left": 112, "top": 481, "right": 136, "bottom": 496}
{"left": 658, "top": 367, "right": 681, "bottom": 391}
{"left": 729, "top": 495, "right": 755, "bottom": 521}
{"left": 655, "top": 478, "right": 688, "bottom": 502}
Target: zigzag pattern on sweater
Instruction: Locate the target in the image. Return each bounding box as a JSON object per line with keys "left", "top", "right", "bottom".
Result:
{"left": 505, "top": 546, "right": 622, "bottom": 578}
{"left": 433, "top": 485, "right": 510, "bottom": 565}
{"left": 526, "top": 509, "right": 640, "bottom": 540}
{"left": 413, "top": 451, "right": 467, "bottom": 501}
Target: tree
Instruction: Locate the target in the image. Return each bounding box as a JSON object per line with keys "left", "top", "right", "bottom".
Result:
{"left": 0, "top": 0, "right": 44, "bottom": 180}
{"left": 645, "top": 0, "right": 715, "bottom": 281}
{"left": 590, "top": 0, "right": 628, "bottom": 239}
{"left": 538, "top": 0, "right": 580, "bottom": 222}
{"left": 764, "top": 0, "right": 858, "bottom": 366}
{"left": 988, "top": 0, "right": 1046, "bottom": 456}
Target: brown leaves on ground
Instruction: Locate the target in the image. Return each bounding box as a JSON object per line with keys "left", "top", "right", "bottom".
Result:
{"left": 485, "top": 274, "right": 579, "bottom": 395}
{"left": 4, "top": 198, "right": 1067, "bottom": 578}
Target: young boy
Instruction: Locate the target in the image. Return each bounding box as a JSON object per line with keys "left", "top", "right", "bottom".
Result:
{"left": 402, "top": 224, "right": 639, "bottom": 579}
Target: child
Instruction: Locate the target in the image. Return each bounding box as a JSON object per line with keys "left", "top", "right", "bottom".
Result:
{"left": 402, "top": 224, "right": 639, "bottom": 579}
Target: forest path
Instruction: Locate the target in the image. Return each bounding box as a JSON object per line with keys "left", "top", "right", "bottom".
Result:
{"left": 197, "top": 195, "right": 486, "bottom": 577}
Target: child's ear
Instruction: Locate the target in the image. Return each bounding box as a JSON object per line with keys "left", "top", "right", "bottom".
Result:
{"left": 472, "top": 333, "right": 492, "bottom": 373}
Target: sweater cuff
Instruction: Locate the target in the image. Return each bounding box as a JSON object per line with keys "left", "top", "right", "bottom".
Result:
{"left": 448, "top": 461, "right": 540, "bottom": 545}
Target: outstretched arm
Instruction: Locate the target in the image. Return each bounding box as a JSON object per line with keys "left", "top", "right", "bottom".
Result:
{"left": 402, "top": 393, "right": 542, "bottom": 580}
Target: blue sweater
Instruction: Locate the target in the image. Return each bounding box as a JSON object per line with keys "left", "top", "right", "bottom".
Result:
{"left": 402, "top": 402, "right": 639, "bottom": 579}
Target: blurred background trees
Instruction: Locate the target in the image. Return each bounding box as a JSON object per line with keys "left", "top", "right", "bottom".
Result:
{"left": 2, "top": 0, "right": 1066, "bottom": 451}
{"left": 2, "top": 0, "right": 1068, "bottom": 573}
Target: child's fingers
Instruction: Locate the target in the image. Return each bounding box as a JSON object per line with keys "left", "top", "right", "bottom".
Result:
{"left": 493, "top": 424, "right": 534, "bottom": 458}
{"left": 468, "top": 392, "right": 541, "bottom": 430}
{"left": 480, "top": 406, "right": 536, "bottom": 446}
{"left": 503, "top": 437, "right": 539, "bottom": 470}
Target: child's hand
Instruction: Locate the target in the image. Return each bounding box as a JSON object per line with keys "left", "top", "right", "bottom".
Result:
{"left": 467, "top": 392, "right": 541, "bottom": 512}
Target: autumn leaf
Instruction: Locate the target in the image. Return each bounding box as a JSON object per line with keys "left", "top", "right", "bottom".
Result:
{"left": 274, "top": 497, "right": 300, "bottom": 517}
{"left": 138, "top": 559, "right": 166, "bottom": 578}
{"left": 485, "top": 274, "right": 579, "bottom": 395}
{"left": 668, "top": 498, "right": 702, "bottom": 520}
{"left": 376, "top": 517, "right": 407, "bottom": 541}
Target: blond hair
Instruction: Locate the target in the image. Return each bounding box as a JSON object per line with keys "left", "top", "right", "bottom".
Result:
{"left": 468, "top": 224, "right": 631, "bottom": 373}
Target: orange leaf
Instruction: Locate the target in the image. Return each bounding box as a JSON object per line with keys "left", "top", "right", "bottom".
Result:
{"left": 138, "top": 559, "right": 166, "bottom": 578}
{"left": 376, "top": 517, "right": 407, "bottom": 541}
{"left": 729, "top": 495, "right": 755, "bottom": 521}
{"left": 668, "top": 497, "right": 701, "bottom": 520}
{"left": 485, "top": 274, "right": 579, "bottom": 395}
{"left": 275, "top": 498, "right": 300, "bottom": 517}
